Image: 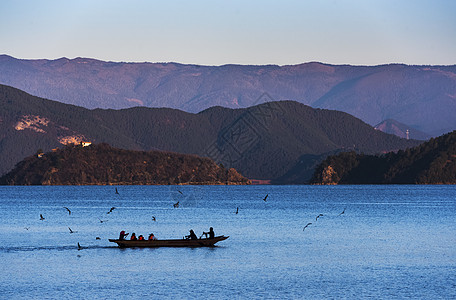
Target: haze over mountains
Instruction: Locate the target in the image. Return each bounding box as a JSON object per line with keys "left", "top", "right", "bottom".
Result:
{"left": 0, "top": 84, "right": 420, "bottom": 183}
{"left": 1, "top": 55, "right": 455, "bottom": 137}
{"left": 374, "top": 119, "right": 432, "bottom": 141}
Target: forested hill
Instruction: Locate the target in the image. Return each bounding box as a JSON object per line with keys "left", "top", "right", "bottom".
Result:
{"left": 0, "top": 143, "right": 249, "bottom": 185}
{"left": 311, "top": 130, "right": 456, "bottom": 184}
{"left": 0, "top": 84, "right": 421, "bottom": 182}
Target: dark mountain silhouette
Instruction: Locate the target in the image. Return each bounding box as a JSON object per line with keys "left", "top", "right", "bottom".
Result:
{"left": 0, "top": 143, "right": 249, "bottom": 185}
{"left": 1, "top": 55, "right": 455, "bottom": 136}
{"left": 311, "top": 130, "right": 456, "bottom": 184}
{"left": 374, "top": 119, "right": 432, "bottom": 141}
{"left": 0, "top": 84, "right": 421, "bottom": 182}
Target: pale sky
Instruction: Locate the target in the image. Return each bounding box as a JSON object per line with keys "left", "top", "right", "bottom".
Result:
{"left": 1, "top": 0, "right": 455, "bottom": 65}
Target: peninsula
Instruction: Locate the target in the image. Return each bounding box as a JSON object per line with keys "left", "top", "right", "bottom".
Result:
{"left": 0, "top": 143, "right": 250, "bottom": 185}
{"left": 311, "top": 130, "right": 456, "bottom": 184}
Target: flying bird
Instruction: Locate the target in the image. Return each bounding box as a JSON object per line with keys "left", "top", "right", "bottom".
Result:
{"left": 115, "top": 187, "right": 119, "bottom": 195}
{"left": 40, "top": 214, "right": 45, "bottom": 220}
{"left": 235, "top": 207, "right": 239, "bottom": 215}
{"left": 98, "top": 218, "right": 108, "bottom": 223}
{"left": 173, "top": 201, "right": 179, "bottom": 208}
{"left": 303, "top": 223, "right": 312, "bottom": 231}
{"left": 107, "top": 207, "right": 116, "bottom": 214}
{"left": 315, "top": 214, "right": 324, "bottom": 221}
{"left": 77, "top": 242, "right": 82, "bottom": 250}
{"left": 338, "top": 208, "right": 346, "bottom": 216}
{"left": 152, "top": 216, "right": 156, "bottom": 222}
{"left": 95, "top": 237, "right": 101, "bottom": 240}
{"left": 263, "top": 194, "right": 269, "bottom": 202}
{"left": 63, "top": 207, "right": 71, "bottom": 215}
{"left": 24, "top": 227, "right": 30, "bottom": 230}
{"left": 68, "top": 227, "right": 77, "bottom": 234}
{"left": 177, "top": 190, "right": 183, "bottom": 195}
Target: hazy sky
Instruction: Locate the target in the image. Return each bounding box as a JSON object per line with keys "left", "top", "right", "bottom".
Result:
{"left": 1, "top": 0, "right": 455, "bottom": 65}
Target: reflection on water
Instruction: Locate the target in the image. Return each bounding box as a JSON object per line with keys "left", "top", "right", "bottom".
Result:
{"left": 0, "top": 245, "right": 118, "bottom": 253}
{"left": 1, "top": 185, "right": 455, "bottom": 299}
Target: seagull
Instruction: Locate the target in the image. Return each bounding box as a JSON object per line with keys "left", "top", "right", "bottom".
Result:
{"left": 235, "top": 207, "right": 239, "bottom": 214}
{"left": 263, "top": 194, "right": 268, "bottom": 202}
{"left": 40, "top": 214, "right": 45, "bottom": 220}
{"left": 107, "top": 207, "right": 116, "bottom": 214}
{"left": 77, "top": 242, "right": 82, "bottom": 250}
{"left": 68, "top": 227, "right": 77, "bottom": 234}
{"left": 24, "top": 227, "right": 30, "bottom": 230}
{"left": 152, "top": 216, "right": 156, "bottom": 221}
{"left": 173, "top": 201, "right": 179, "bottom": 208}
{"left": 98, "top": 218, "right": 108, "bottom": 223}
{"left": 115, "top": 187, "right": 119, "bottom": 195}
{"left": 338, "top": 208, "right": 346, "bottom": 216}
{"left": 63, "top": 207, "right": 71, "bottom": 215}
{"left": 303, "top": 223, "right": 312, "bottom": 231}
{"left": 315, "top": 214, "right": 324, "bottom": 221}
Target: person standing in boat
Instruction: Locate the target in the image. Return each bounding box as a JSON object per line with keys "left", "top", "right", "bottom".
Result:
{"left": 130, "top": 233, "right": 137, "bottom": 240}
{"left": 186, "top": 229, "right": 198, "bottom": 240}
{"left": 119, "top": 230, "right": 129, "bottom": 240}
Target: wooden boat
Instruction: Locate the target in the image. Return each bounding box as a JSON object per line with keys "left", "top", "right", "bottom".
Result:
{"left": 109, "top": 235, "right": 229, "bottom": 248}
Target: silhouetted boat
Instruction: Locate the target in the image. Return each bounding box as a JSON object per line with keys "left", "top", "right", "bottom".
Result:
{"left": 109, "top": 235, "right": 229, "bottom": 248}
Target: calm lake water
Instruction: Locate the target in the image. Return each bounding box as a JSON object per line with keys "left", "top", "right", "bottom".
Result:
{"left": 0, "top": 185, "right": 455, "bottom": 299}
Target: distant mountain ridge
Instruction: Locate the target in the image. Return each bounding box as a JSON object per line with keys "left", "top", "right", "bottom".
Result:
{"left": 374, "top": 119, "right": 432, "bottom": 140}
{"left": 1, "top": 55, "right": 455, "bottom": 136}
{"left": 0, "top": 84, "right": 420, "bottom": 183}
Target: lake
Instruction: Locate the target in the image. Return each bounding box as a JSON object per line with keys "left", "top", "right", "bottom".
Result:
{"left": 0, "top": 185, "right": 455, "bottom": 299}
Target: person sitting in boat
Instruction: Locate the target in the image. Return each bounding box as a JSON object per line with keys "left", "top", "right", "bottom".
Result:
{"left": 130, "top": 233, "right": 137, "bottom": 240}
{"left": 138, "top": 235, "right": 144, "bottom": 241}
{"left": 119, "top": 230, "right": 129, "bottom": 240}
{"left": 202, "top": 227, "right": 215, "bottom": 239}
{"left": 186, "top": 229, "right": 198, "bottom": 240}
{"left": 148, "top": 233, "right": 157, "bottom": 240}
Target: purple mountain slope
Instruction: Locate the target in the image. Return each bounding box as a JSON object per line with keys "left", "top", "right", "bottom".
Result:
{"left": 374, "top": 119, "right": 431, "bottom": 141}
{"left": 1, "top": 55, "right": 455, "bottom": 136}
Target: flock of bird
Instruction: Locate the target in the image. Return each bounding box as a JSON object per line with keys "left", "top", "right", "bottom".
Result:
{"left": 302, "top": 214, "right": 324, "bottom": 232}
{"left": 32, "top": 188, "right": 165, "bottom": 251}
{"left": 172, "top": 191, "right": 347, "bottom": 231}
{"left": 31, "top": 188, "right": 347, "bottom": 250}
{"left": 302, "top": 208, "right": 346, "bottom": 231}
{"left": 234, "top": 193, "right": 346, "bottom": 232}
{"left": 33, "top": 188, "right": 124, "bottom": 251}
{"left": 170, "top": 189, "right": 184, "bottom": 208}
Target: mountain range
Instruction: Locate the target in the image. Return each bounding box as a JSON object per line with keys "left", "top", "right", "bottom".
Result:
{"left": 1, "top": 55, "right": 455, "bottom": 137}
{"left": 0, "top": 84, "right": 420, "bottom": 183}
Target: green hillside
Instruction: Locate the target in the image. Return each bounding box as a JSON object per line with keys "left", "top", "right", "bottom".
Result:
{"left": 0, "top": 84, "right": 421, "bottom": 182}
{"left": 311, "top": 130, "right": 456, "bottom": 184}
{"left": 0, "top": 143, "right": 249, "bottom": 185}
